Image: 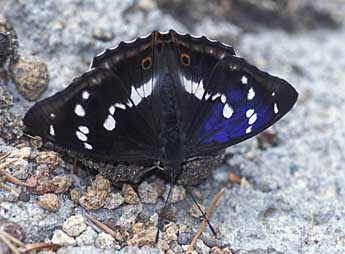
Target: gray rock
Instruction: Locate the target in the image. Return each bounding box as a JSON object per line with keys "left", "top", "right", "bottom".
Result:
{"left": 95, "top": 232, "right": 120, "bottom": 249}
{"left": 104, "top": 192, "right": 125, "bottom": 210}
{"left": 52, "top": 229, "right": 76, "bottom": 246}
{"left": 76, "top": 226, "right": 98, "bottom": 246}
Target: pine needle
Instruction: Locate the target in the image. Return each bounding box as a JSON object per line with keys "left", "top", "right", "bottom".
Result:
{"left": 187, "top": 188, "right": 225, "bottom": 253}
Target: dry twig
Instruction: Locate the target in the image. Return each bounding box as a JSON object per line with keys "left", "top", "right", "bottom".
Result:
{"left": 187, "top": 188, "right": 225, "bottom": 253}
{"left": 86, "top": 214, "right": 117, "bottom": 238}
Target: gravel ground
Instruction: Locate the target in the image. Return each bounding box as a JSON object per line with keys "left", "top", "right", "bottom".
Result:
{"left": 1, "top": 0, "right": 345, "bottom": 253}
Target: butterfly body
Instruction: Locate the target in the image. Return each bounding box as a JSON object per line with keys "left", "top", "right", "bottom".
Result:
{"left": 23, "top": 30, "right": 298, "bottom": 184}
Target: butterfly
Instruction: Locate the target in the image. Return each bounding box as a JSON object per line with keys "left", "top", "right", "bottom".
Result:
{"left": 23, "top": 30, "right": 298, "bottom": 183}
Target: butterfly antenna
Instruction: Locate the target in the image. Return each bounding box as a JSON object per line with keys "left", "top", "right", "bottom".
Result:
{"left": 187, "top": 187, "right": 217, "bottom": 237}
{"left": 155, "top": 181, "right": 173, "bottom": 243}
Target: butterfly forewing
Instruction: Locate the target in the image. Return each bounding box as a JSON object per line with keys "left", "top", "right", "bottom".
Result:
{"left": 184, "top": 56, "right": 298, "bottom": 156}
{"left": 24, "top": 68, "right": 161, "bottom": 161}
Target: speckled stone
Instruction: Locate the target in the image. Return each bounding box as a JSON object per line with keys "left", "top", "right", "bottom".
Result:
{"left": 0, "top": 111, "right": 23, "bottom": 143}
{"left": 0, "top": 15, "right": 19, "bottom": 65}
{"left": 52, "top": 229, "right": 76, "bottom": 246}
{"left": 122, "top": 184, "right": 140, "bottom": 205}
{"left": 9, "top": 55, "right": 49, "bottom": 101}
{"left": 163, "top": 185, "right": 186, "bottom": 203}
{"left": 95, "top": 232, "right": 120, "bottom": 249}
{"left": 138, "top": 181, "right": 160, "bottom": 204}
{"left": 79, "top": 175, "right": 111, "bottom": 210}
{"left": 35, "top": 151, "right": 61, "bottom": 170}
{"left": 0, "top": 86, "right": 13, "bottom": 111}
{"left": 62, "top": 214, "right": 87, "bottom": 237}
{"left": 39, "top": 193, "right": 60, "bottom": 212}
{"left": 127, "top": 222, "right": 156, "bottom": 247}
{"left": 104, "top": 192, "right": 125, "bottom": 210}
{"left": 75, "top": 226, "right": 97, "bottom": 246}
{"left": 52, "top": 176, "right": 73, "bottom": 194}
{"left": 189, "top": 202, "right": 206, "bottom": 218}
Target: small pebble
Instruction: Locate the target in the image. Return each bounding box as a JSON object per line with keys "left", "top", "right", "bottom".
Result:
{"left": 104, "top": 192, "right": 125, "bottom": 210}
{"left": 0, "top": 15, "right": 19, "bottom": 64}
{"left": 52, "top": 175, "right": 73, "bottom": 194}
{"left": 0, "top": 86, "right": 13, "bottom": 110}
{"left": 39, "top": 193, "right": 60, "bottom": 212}
{"left": 0, "top": 32, "right": 11, "bottom": 65}
{"left": 195, "top": 239, "right": 211, "bottom": 254}
{"left": 257, "top": 127, "right": 279, "bottom": 150}
{"left": 157, "top": 237, "right": 170, "bottom": 251}
{"left": 79, "top": 175, "right": 111, "bottom": 210}
{"left": 93, "top": 174, "right": 111, "bottom": 191}
{"left": 138, "top": 181, "right": 159, "bottom": 204}
{"left": 116, "top": 204, "right": 143, "bottom": 230}
{"left": 163, "top": 185, "right": 186, "bottom": 203}
{"left": 51, "top": 229, "right": 76, "bottom": 246}
{"left": 122, "top": 184, "right": 140, "bottom": 205}
{"left": 127, "top": 222, "right": 156, "bottom": 247}
{"left": 75, "top": 226, "right": 97, "bottom": 246}
{"left": 0, "top": 70, "right": 9, "bottom": 87}
{"left": 9, "top": 55, "right": 49, "bottom": 101}
{"left": 163, "top": 222, "right": 179, "bottom": 242}
{"left": 190, "top": 202, "right": 206, "bottom": 218}
{"left": 92, "top": 26, "right": 113, "bottom": 42}
{"left": 35, "top": 151, "right": 61, "bottom": 170}
{"left": 70, "top": 188, "right": 82, "bottom": 204}
{"left": 177, "top": 232, "right": 193, "bottom": 245}
{"left": 0, "top": 111, "right": 23, "bottom": 142}
{"left": 95, "top": 232, "right": 119, "bottom": 249}
{"left": 9, "top": 158, "right": 29, "bottom": 180}
{"left": 0, "top": 218, "right": 25, "bottom": 241}
{"left": 62, "top": 214, "right": 87, "bottom": 237}
{"left": 210, "top": 246, "right": 234, "bottom": 254}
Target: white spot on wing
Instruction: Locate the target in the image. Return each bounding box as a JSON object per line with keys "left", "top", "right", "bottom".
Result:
{"left": 246, "top": 109, "right": 254, "bottom": 118}
{"left": 74, "top": 104, "right": 85, "bottom": 117}
{"left": 50, "top": 113, "right": 56, "bottom": 118}
{"left": 142, "top": 81, "right": 153, "bottom": 98}
{"left": 221, "top": 94, "right": 227, "bottom": 104}
{"left": 82, "top": 91, "right": 90, "bottom": 100}
{"left": 130, "top": 86, "right": 142, "bottom": 106}
{"left": 247, "top": 87, "right": 255, "bottom": 100}
{"left": 76, "top": 131, "right": 87, "bottom": 141}
{"left": 223, "top": 103, "right": 233, "bottom": 119}
{"left": 274, "top": 103, "right": 279, "bottom": 114}
{"left": 241, "top": 75, "right": 248, "bottom": 84}
{"left": 246, "top": 126, "right": 252, "bottom": 134}
{"left": 78, "top": 126, "right": 89, "bottom": 134}
{"left": 84, "top": 143, "right": 93, "bottom": 150}
{"left": 126, "top": 100, "right": 133, "bottom": 108}
{"left": 205, "top": 93, "right": 211, "bottom": 100}
{"left": 272, "top": 92, "right": 276, "bottom": 97}
{"left": 212, "top": 93, "right": 221, "bottom": 101}
{"left": 183, "top": 76, "right": 194, "bottom": 94}
{"left": 109, "top": 105, "right": 115, "bottom": 115}
{"left": 248, "top": 113, "right": 257, "bottom": 125}
{"left": 49, "top": 125, "right": 55, "bottom": 136}
{"left": 194, "top": 81, "right": 205, "bottom": 100}
{"left": 103, "top": 115, "right": 116, "bottom": 131}
{"left": 115, "top": 103, "right": 126, "bottom": 109}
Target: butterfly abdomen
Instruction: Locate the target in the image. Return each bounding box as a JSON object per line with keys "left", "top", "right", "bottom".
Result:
{"left": 156, "top": 72, "right": 186, "bottom": 171}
